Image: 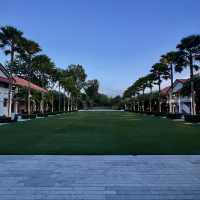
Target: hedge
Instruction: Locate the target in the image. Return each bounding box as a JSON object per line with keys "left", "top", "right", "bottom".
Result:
{"left": 184, "top": 115, "right": 200, "bottom": 123}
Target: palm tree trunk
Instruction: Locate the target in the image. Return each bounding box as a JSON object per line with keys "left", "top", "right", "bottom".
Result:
{"left": 142, "top": 89, "right": 145, "bottom": 112}
{"left": 149, "top": 87, "right": 152, "bottom": 112}
{"left": 158, "top": 76, "right": 161, "bottom": 112}
{"left": 67, "top": 93, "right": 70, "bottom": 112}
{"left": 27, "top": 87, "right": 31, "bottom": 115}
{"left": 58, "top": 82, "right": 61, "bottom": 112}
{"left": 40, "top": 93, "right": 44, "bottom": 113}
{"left": 70, "top": 96, "right": 73, "bottom": 112}
{"left": 134, "top": 100, "right": 136, "bottom": 112}
{"left": 51, "top": 93, "right": 54, "bottom": 113}
{"left": 169, "top": 63, "right": 174, "bottom": 113}
{"left": 75, "top": 97, "right": 78, "bottom": 111}
{"left": 27, "top": 59, "right": 32, "bottom": 116}
{"left": 189, "top": 54, "right": 196, "bottom": 115}
{"left": 63, "top": 90, "right": 66, "bottom": 112}
{"left": 8, "top": 47, "right": 14, "bottom": 117}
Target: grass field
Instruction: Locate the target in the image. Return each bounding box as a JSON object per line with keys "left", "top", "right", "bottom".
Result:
{"left": 0, "top": 111, "right": 200, "bottom": 155}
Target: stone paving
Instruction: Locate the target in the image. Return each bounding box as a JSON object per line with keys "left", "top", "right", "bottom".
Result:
{"left": 0, "top": 155, "right": 200, "bottom": 199}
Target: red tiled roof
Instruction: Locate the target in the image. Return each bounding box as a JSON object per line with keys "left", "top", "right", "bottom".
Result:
{"left": 161, "top": 86, "right": 171, "bottom": 95}
{"left": 13, "top": 77, "right": 48, "bottom": 93}
{"left": 0, "top": 76, "right": 47, "bottom": 93}
{"left": 0, "top": 76, "right": 11, "bottom": 84}
{"left": 176, "top": 79, "right": 189, "bottom": 84}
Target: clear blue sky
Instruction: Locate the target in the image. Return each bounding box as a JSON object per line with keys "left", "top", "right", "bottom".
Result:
{"left": 0, "top": 0, "right": 200, "bottom": 96}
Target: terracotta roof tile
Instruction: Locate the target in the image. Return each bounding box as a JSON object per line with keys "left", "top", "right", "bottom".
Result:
{"left": 13, "top": 77, "right": 48, "bottom": 93}
{"left": 0, "top": 76, "right": 48, "bottom": 93}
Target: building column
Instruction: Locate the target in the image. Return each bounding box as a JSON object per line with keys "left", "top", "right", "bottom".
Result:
{"left": 169, "top": 94, "right": 173, "bottom": 113}
{"left": 14, "top": 101, "right": 18, "bottom": 114}
{"left": 178, "top": 95, "right": 181, "bottom": 113}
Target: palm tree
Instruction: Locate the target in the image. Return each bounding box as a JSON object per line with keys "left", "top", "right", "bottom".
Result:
{"left": 48, "top": 68, "right": 59, "bottom": 113}
{"left": 176, "top": 35, "right": 200, "bottom": 115}
{"left": 160, "top": 51, "right": 182, "bottom": 113}
{"left": 137, "top": 77, "right": 148, "bottom": 112}
{"left": 31, "top": 54, "right": 55, "bottom": 113}
{"left": 145, "top": 73, "right": 155, "bottom": 112}
{"left": 66, "top": 64, "right": 87, "bottom": 111}
{"left": 19, "top": 38, "right": 41, "bottom": 115}
{"left": 151, "top": 63, "right": 170, "bottom": 112}
{"left": 0, "top": 26, "right": 23, "bottom": 117}
{"left": 55, "top": 68, "right": 64, "bottom": 112}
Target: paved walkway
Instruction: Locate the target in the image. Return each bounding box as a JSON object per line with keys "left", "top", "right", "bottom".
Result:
{"left": 0, "top": 156, "right": 200, "bottom": 199}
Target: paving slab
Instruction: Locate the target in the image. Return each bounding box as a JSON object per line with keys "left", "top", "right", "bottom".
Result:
{"left": 0, "top": 155, "right": 200, "bottom": 199}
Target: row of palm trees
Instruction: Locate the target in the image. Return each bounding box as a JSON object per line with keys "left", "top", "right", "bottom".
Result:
{"left": 0, "top": 26, "right": 87, "bottom": 117}
{"left": 124, "top": 35, "right": 200, "bottom": 115}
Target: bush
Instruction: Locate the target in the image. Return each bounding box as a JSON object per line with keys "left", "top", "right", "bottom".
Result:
{"left": 21, "top": 114, "right": 36, "bottom": 119}
{"left": 47, "top": 112, "right": 57, "bottom": 116}
{"left": 0, "top": 116, "right": 12, "bottom": 123}
{"left": 167, "top": 113, "right": 183, "bottom": 119}
{"left": 55, "top": 111, "right": 64, "bottom": 114}
{"left": 184, "top": 114, "right": 200, "bottom": 123}
{"left": 153, "top": 112, "right": 167, "bottom": 117}
{"left": 145, "top": 112, "right": 153, "bottom": 115}
{"left": 37, "top": 113, "right": 48, "bottom": 117}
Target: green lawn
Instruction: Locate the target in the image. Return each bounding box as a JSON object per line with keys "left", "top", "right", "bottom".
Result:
{"left": 0, "top": 111, "right": 200, "bottom": 155}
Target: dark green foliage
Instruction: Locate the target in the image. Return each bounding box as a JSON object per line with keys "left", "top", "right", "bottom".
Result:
{"left": 184, "top": 114, "right": 200, "bottom": 123}
{"left": 167, "top": 113, "right": 183, "bottom": 119}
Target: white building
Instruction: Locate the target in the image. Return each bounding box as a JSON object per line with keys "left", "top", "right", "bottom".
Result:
{"left": 161, "top": 79, "right": 191, "bottom": 114}
{"left": 0, "top": 64, "right": 11, "bottom": 116}
{"left": 0, "top": 64, "right": 48, "bottom": 118}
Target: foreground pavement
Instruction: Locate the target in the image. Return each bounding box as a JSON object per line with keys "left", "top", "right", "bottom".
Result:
{"left": 0, "top": 156, "right": 200, "bottom": 200}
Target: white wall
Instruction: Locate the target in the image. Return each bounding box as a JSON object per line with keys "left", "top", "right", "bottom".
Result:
{"left": 0, "top": 86, "right": 9, "bottom": 116}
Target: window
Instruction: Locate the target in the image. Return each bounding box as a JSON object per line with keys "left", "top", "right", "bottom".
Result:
{"left": 3, "top": 99, "right": 8, "bottom": 107}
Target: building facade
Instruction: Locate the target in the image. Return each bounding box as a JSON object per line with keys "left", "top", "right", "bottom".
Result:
{"left": 0, "top": 64, "right": 48, "bottom": 118}
{"left": 161, "top": 79, "right": 191, "bottom": 114}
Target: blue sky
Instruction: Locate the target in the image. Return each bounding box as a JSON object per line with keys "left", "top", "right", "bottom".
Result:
{"left": 0, "top": 0, "right": 200, "bottom": 96}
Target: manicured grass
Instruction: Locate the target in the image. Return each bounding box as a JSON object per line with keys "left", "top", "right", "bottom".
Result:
{"left": 0, "top": 111, "right": 200, "bottom": 155}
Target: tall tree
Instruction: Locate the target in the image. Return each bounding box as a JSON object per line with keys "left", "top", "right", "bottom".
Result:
{"left": 84, "top": 79, "right": 99, "bottom": 107}
{"left": 66, "top": 64, "right": 87, "bottom": 110}
{"left": 145, "top": 73, "right": 155, "bottom": 112}
{"left": 135, "top": 77, "right": 148, "bottom": 112}
{"left": 48, "top": 67, "right": 59, "bottom": 113}
{"left": 55, "top": 68, "right": 65, "bottom": 112}
{"left": 160, "top": 51, "right": 182, "bottom": 113}
{"left": 176, "top": 35, "right": 200, "bottom": 115}
{"left": 31, "top": 54, "right": 55, "bottom": 113}
{"left": 151, "top": 63, "right": 169, "bottom": 112}
{"left": 19, "top": 38, "right": 41, "bottom": 115}
{"left": 60, "top": 75, "right": 76, "bottom": 112}
{"left": 0, "top": 26, "right": 23, "bottom": 117}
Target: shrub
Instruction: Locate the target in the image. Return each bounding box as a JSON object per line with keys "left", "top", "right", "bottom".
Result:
{"left": 145, "top": 112, "right": 153, "bottom": 115}
{"left": 21, "top": 114, "right": 36, "bottom": 119}
{"left": 37, "top": 113, "right": 48, "bottom": 117}
{"left": 0, "top": 116, "right": 12, "bottom": 123}
{"left": 153, "top": 112, "right": 167, "bottom": 117}
{"left": 167, "top": 113, "right": 183, "bottom": 119}
{"left": 184, "top": 115, "right": 200, "bottom": 123}
{"left": 47, "top": 112, "right": 57, "bottom": 116}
